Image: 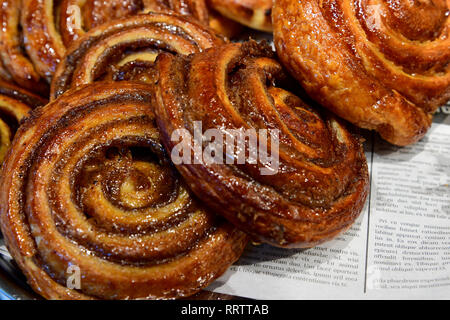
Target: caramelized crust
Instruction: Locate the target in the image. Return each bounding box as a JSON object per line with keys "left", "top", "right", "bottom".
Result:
{"left": 0, "top": 88, "right": 34, "bottom": 164}
{"left": 0, "top": 82, "right": 248, "bottom": 300}
{"left": 0, "top": 80, "right": 44, "bottom": 164}
{"left": 60, "top": 0, "right": 240, "bottom": 41}
{"left": 0, "top": 95, "right": 29, "bottom": 164}
{"left": 155, "top": 41, "right": 369, "bottom": 248}
{"left": 142, "top": 0, "right": 243, "bottom": 38}
{"left": 59, "top": 0, "right": 146, "bottom": 45}
{"left": 207, "top": 0, "right": 273, "bottom": 32}
{"left": 21, "top": 0, "right": 67, "bottom": 82}
{"left": 0, "top": 0, "right": 49, "bottom": 95}
{"left": 50, "top": 12, "right": 224, "bottom": 100}
{"left": 0, "top": 0, "right": 237, "bottom": 94}
{"left": 0, "top": 78, "right": 48, "bottom": 109}
{"left": 144, "top": 0, "right": 211, "bottom": 26}
{"left": 273, "top": 0, "right": 449, "bottom": 146}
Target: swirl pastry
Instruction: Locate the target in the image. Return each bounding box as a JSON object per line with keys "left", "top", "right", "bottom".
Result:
{"left": 51, "top": 12, "right": 224, "bottom": 100}
{"left": 155, "top": 41, "right": 369, "bottom": 248}
{"left": 273, "top": 0, "right": 450, "bottom": 146}
{"left": 0, "top": 81, "right": 248, "bottom": 300}
{"left": 207, "top": 0, "right": 273, "bottom": 32}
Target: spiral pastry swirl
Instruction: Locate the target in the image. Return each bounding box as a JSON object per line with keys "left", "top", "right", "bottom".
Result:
{"left": 51, "top": 12, "right": 224, "bottom": 100}
{"left": 0, "top": 82, "right": 248, "bottom": 300}
{"left": 155, "top": 41, "right": 369, "bottom": 248}
{"left": 207, "top": 0, "right": 273, "bottom": 31}
{"left": 273, "top": 0, "right": 450, "bottom": 146}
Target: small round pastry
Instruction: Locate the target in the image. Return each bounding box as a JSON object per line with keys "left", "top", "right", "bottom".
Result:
{"left": 51, "top": 12, "right": 224, "bottom": 100}
{"left": 207, "top": 0, "right": 273, "bottom": 32}
{"left": 0, "top": 81, "right": 248, "bottom": 300}
{"left": 273, "top": 0, "right": 450, "bottom": 146}
{"left": 155, "top": 41, "right": 369, "bottom": 248}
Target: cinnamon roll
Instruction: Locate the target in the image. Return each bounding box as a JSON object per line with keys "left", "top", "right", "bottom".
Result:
{"left": 51, "top": 12, "right": 224, "bottom": 100}
{"left": 273, "top": 0, "right": 450, "bottom": 146}
{"left": 207, "top": 0, "right": 273, "bottom": 31}
{"left": 0, "top": 81, "right": 248, "bottom": 300}
{"left": 155, "top": 41, "right": 369, "bottom": 248}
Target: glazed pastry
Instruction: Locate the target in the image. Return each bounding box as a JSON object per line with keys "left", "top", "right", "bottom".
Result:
{"left": 61, "top": 0, "right": 241, "bottom": 41}
{"left": 0, "top": 0, "right": 236, "bottom": 94}
{"left": 273, "top": 0, "right": 450, "bottom": 146}
{"left": 51, "top": 12, "right": 224, "bottom": 100}
{"left": 0, "top": 95, "right": 29, "bottom": 163}
{"left": 0, "top": 78, "right": 48, "bottom": 109}
{"left": 10, "top": 0, "right": 147, "bottom": 86}
{"left": 0, "top": 0, "right": 50, "bottom": 94}
{"left": 203, "top": 7, "right": 243, "bottom": 38}
{"left": 0, "top": 81, "right": 37, "bottom": 163}
{"left": 155, "top": 41, "right": 369, "bottom": 248}
{"left": 0, "top": 82, "right": 248, "bottom": 300}
{"left": 142, "top": 0, "right": 242, "bottom": 37}
{"left": 0, "top": 79, "right": 45, "bottom": 163}
{"left": 207, "top": 0, "right": 273, "bottom": 31}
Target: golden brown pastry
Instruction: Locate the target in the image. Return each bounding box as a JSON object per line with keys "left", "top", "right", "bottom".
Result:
{"left": 273, "top": 0, "right": 450, "bottom": 146}
{"left": 204, "top": 7, "right": 244, "bottom": 38}
{"left": 155, "top": 41, "right": 369, "bottom": 248}
{"left": 0, "top": 79, "right": 45, "bottom": 163}
{"left": 143, "top": 0, "right": 243, "bottom": 38}
{"left": 0, "top": 0, "right": 50, "bottom": 95}
{"left": 0, "top": 78, "right": 48, "bottom": 109}
{"left": 0, "top": 0, "right": 237, "bottom": 94}
{"left": 59, "top": 0, "right": 147, "bottom": 45}
{"left": 0, "top": 81, "right": 37, "bottom": 163}
{"left": 207, "top": 0, "right": 273, "bottom": 31}
{"left": 61, "top": 0, "right": 241, "bottom": 40}
{"left": 0, "top": 81, "right": 248, "bottom": 300}
{"left": 50, "top": 12, "right": 224, "bottom": 100}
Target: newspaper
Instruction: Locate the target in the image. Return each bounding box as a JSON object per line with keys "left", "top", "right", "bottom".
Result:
{"left": 206, "top": 104, "right": 450, "bottom": 300}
